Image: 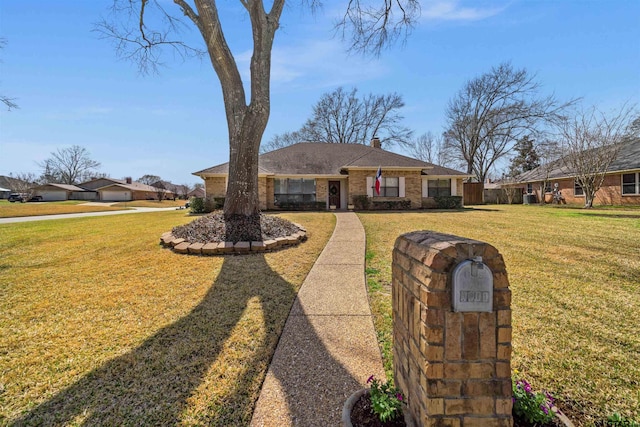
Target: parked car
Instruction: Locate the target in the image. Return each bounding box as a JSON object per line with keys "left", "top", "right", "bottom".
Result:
{"left": 28, "top": 195, "right": 43, "bottom": 202}
{"left": 8, "top": 193, "right": 26, "bottom": 203}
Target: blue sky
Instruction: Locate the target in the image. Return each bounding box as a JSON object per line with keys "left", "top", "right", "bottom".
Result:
{"left": 1, "top": 1, "right": 638, "bottom": 185}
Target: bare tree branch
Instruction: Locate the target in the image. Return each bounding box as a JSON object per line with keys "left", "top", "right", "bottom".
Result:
{"left": 444, "top": 62, "right": 577, "bottom": 183}
{"left": 337, "top": 0, "right": 420, "bottom": 56}
{"left": 556, "top": 103, "right": 637, "bottom": 208}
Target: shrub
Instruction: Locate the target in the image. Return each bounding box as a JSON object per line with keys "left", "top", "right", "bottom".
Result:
{"left": 434, "top": 195, "right": 463, "bottom": 209}
{"left": 274, "top": 201, "right": 325, "bottom": 211}
{"left": 371, "top": 199, "right": 411, "bottom": 210}
{"left": 352, "top": 195, "right": 370, "bottom": 210}
{"left": 189, "top": 197, "right": 206, "bottom": 214}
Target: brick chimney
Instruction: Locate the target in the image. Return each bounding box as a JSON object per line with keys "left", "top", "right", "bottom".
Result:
{"left": 370, "top": 136, "right": 381, "bottom": 149}
{"left": 125, "top": 177, "right": 132, "bottom": 184}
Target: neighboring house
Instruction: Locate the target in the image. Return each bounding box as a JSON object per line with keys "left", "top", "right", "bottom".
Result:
{"left": 193, "top": 140, "right": 470, "bottom": 210}
{"left": 151, "top": 180, "right": 190, "bottom": 199}
{"left": 31, "top": 183, "right": 96, "bottom": 201}
{"left": 80, "top": 177, "right": 175, "bottom": 201}
{"left": 0, "top": 187, "right": 11, "bottom": 199}
{"left": 0, "top": 175, "right": 32, "bottom": 197}
{"left": 187, "top": 187, "right": 206, "bottom": 199}
{"left": 513, "top": 139, "right": 640, "bottom": 206}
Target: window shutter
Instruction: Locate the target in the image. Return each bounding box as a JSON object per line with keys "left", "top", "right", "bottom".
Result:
{"left": 366, "top": 177, "right": 373, "bottom": 197}
{"left": 451, "top": 179, "right": 457, "bottom": 196}
{"left": 399, "top": 177, "right": 405, "bottom": 197}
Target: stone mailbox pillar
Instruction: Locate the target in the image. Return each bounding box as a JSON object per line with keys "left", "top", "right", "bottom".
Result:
{"left": 392, "top": 231, "right": 512, "bottom": 427}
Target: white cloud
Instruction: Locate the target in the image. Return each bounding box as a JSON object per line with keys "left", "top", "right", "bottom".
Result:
{"left": 236, "top": 38, "right": 389, "bottom": 90}
{"left": 421, "top": 0, "right": 507, "bottom": 21}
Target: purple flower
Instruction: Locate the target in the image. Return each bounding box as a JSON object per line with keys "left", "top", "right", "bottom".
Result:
{"left": 541, "top": 405, "right": 549, "bottom": 415}
{"left": 396, "top": 393, "right": 403, "bottom": 401}
{"left": 367, "top": 375, "right": 375, "bottom": 384}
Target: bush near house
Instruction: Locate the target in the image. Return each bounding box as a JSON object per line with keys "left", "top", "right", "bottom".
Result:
{"left": 434, "top": 195, "right": 463, "bottom": 209}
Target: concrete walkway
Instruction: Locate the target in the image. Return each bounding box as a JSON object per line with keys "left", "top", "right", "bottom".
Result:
{"left": 0, "top": 206, "right": 178, "bottom": 224}
{"left": 251, "top": 212, "right": 385, "bottom": 426}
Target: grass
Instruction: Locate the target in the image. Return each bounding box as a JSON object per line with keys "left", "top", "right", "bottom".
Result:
{"left": 0, "top": 200, "right": 126, "bottom": 218}
{"left": 0, "top": 210, "right": 335, "bottom": 425}
{"left": 358, "top": 205, "right": 640, "bottom": 426}
{"left": 111, "top": 199, "right": 187, "bottom": 208}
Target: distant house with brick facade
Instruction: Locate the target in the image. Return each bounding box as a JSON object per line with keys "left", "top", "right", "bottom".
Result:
{"left": 193, "top": 139, "right": 470, "bottom": 210}
{"left": 513, "top": 139, "right": 640, "bottom": 206}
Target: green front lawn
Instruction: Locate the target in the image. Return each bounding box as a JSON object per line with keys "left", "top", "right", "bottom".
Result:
{"left": 0, "top": 200, "right": 126, "bottom": 218}
{"left": 0, "top": 210, "right": 335, "bottom": 425}
{"left": 359, "top": 205, "right": 640, "bottom": 425}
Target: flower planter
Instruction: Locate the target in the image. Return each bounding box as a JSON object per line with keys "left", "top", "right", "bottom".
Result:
{"left": 342, "top": 388, "right": 416, "bottom": 427}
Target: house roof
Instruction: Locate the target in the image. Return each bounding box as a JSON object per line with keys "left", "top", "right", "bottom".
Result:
{"left": 514, "top": 139, "right": 640, "bottom": 183}
{"left": 32, "top": 183, "right": 87, "bottom": 191}
{"left": 194, "top": 142, "right": 468, "bottom": 177}
{"left": 96, "top": 182, "right": 174, "bottom": 193}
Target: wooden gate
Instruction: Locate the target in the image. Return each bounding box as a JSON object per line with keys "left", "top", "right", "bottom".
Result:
{"left": 463, "top": 182, "right": 484, "bottom": 205}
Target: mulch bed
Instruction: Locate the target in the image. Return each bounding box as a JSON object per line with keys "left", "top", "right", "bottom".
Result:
{"left": 171, "top": 212, "right": 302, "bottom": 243}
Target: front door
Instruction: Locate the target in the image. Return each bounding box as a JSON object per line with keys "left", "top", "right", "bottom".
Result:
{"left": 328, "top": 181, "right": 341, "bottom": 209}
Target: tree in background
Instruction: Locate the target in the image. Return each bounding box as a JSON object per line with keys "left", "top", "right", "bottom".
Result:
{"left": 444, "top": 62, "right": 574, "bottom": 184}
{"left": 38, "top": 146, "right": 101, "bottom": 185}
{"left": 556, "top": 103, "right": 637, "bottom": 208}
{"left": 137, "top": 174, "right": 162, "bottom": 185}
{"left": 262, "top": 87, "right": 412, "bottom": 152}
{"left": 7, "top": 172, "right": 37, "bottom": 194}
{"left": 0, "top": 39, "right": 18, "bottom": 111}
{"left": 407, "top": 131, "right": 447, "bottom": 165}
{"left": 508, "top": 135, "right": 540, "bottom": 177}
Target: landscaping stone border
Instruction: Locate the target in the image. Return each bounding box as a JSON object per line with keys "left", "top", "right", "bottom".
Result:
{"left": 159, "top": 224, "right": 307, "bottom": 255}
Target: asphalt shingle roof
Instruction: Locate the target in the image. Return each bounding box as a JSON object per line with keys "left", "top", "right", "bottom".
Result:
{"left": 194, "top": 142, "right": 467, "bottom": 176}
{"left": 515, "top": 139, "right": 640, "bottom": 183}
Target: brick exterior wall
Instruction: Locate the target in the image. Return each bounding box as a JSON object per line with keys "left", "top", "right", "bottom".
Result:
{"left": 528, "top": 172, "right": 640, "bottom": 206}
{"left": 316, "top": 178, "right": 328, "bottom": 208}
{"left": 204, "top": 177, "right": 226, "bottom": 198}
{"left": 348, "top": 169, "right": 423, "bottom": 208}
{"left": 392, "top": 231, "right": 512, "bottom": 427}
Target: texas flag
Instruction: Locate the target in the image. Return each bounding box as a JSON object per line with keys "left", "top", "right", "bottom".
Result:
{"left": 375, "top": 166, "right": 382, "bottom": 196}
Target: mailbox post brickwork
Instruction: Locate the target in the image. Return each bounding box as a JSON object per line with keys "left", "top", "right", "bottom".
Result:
{"left": 392, "top": 231, "right": 512, "bottom": 427}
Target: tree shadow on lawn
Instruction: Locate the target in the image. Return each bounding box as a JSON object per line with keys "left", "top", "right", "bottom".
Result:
{"left": 11, "top": 253, "right": 359, "bottom": 426}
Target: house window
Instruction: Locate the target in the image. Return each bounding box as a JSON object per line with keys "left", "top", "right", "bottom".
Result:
{"left": 574, "top": 180, "right": 584, "bottom": 196}
{"left": 428, "top": 179, "right": 451, "bottom": 197}
{"left": 274, "top": 178, "right": 316, "bottom": 204}
{"left": 526, "top": 183, "right": 533, "bottom": 194}
{"left": 374, "top": 177, "right": 399, "bottom": 197}
{"left": 622, "top": 173, "right": 640, "bottom": 195}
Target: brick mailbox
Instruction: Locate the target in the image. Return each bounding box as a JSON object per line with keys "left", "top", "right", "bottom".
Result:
{"left": 392, "top": 231, "right": 512, "bottom": 427}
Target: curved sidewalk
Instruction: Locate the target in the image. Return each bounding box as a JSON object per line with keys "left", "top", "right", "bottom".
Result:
{"left": 251, "top": 212, "right": 385, "bottom": 426}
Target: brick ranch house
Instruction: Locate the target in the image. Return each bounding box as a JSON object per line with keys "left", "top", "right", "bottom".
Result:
{"left": 193, "top": 140, "right": 470, "bottom": 210}
{"left": 512, "top": 139, "right": 640, "bottom": 206}
{"left": 31, "top": 177, "right": 175, "bottom": 202}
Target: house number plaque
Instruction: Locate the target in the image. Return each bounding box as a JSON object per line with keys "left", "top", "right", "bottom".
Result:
{"left": 452, "top": 257, "right": 493, "bottom": 312}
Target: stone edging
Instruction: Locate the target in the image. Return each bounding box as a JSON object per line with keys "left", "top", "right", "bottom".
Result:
{"left": 159, "top": 224, "right": 307, "bottom": 255}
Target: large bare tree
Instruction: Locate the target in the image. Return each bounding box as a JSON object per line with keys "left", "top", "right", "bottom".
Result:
{"left": 262, "top": 87, "right": 412, "bottom": 152}
{"left": 97, "top": 1, "right": 418, "bottom": 239}
{"left": 38, "top": 145, "right": 101, "bottom": 185}
{"left": 444, "top": 62, "right": 574, "bottom": 185}
{"left": 556, "top": 104, "right": 637, "bottom": 208}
